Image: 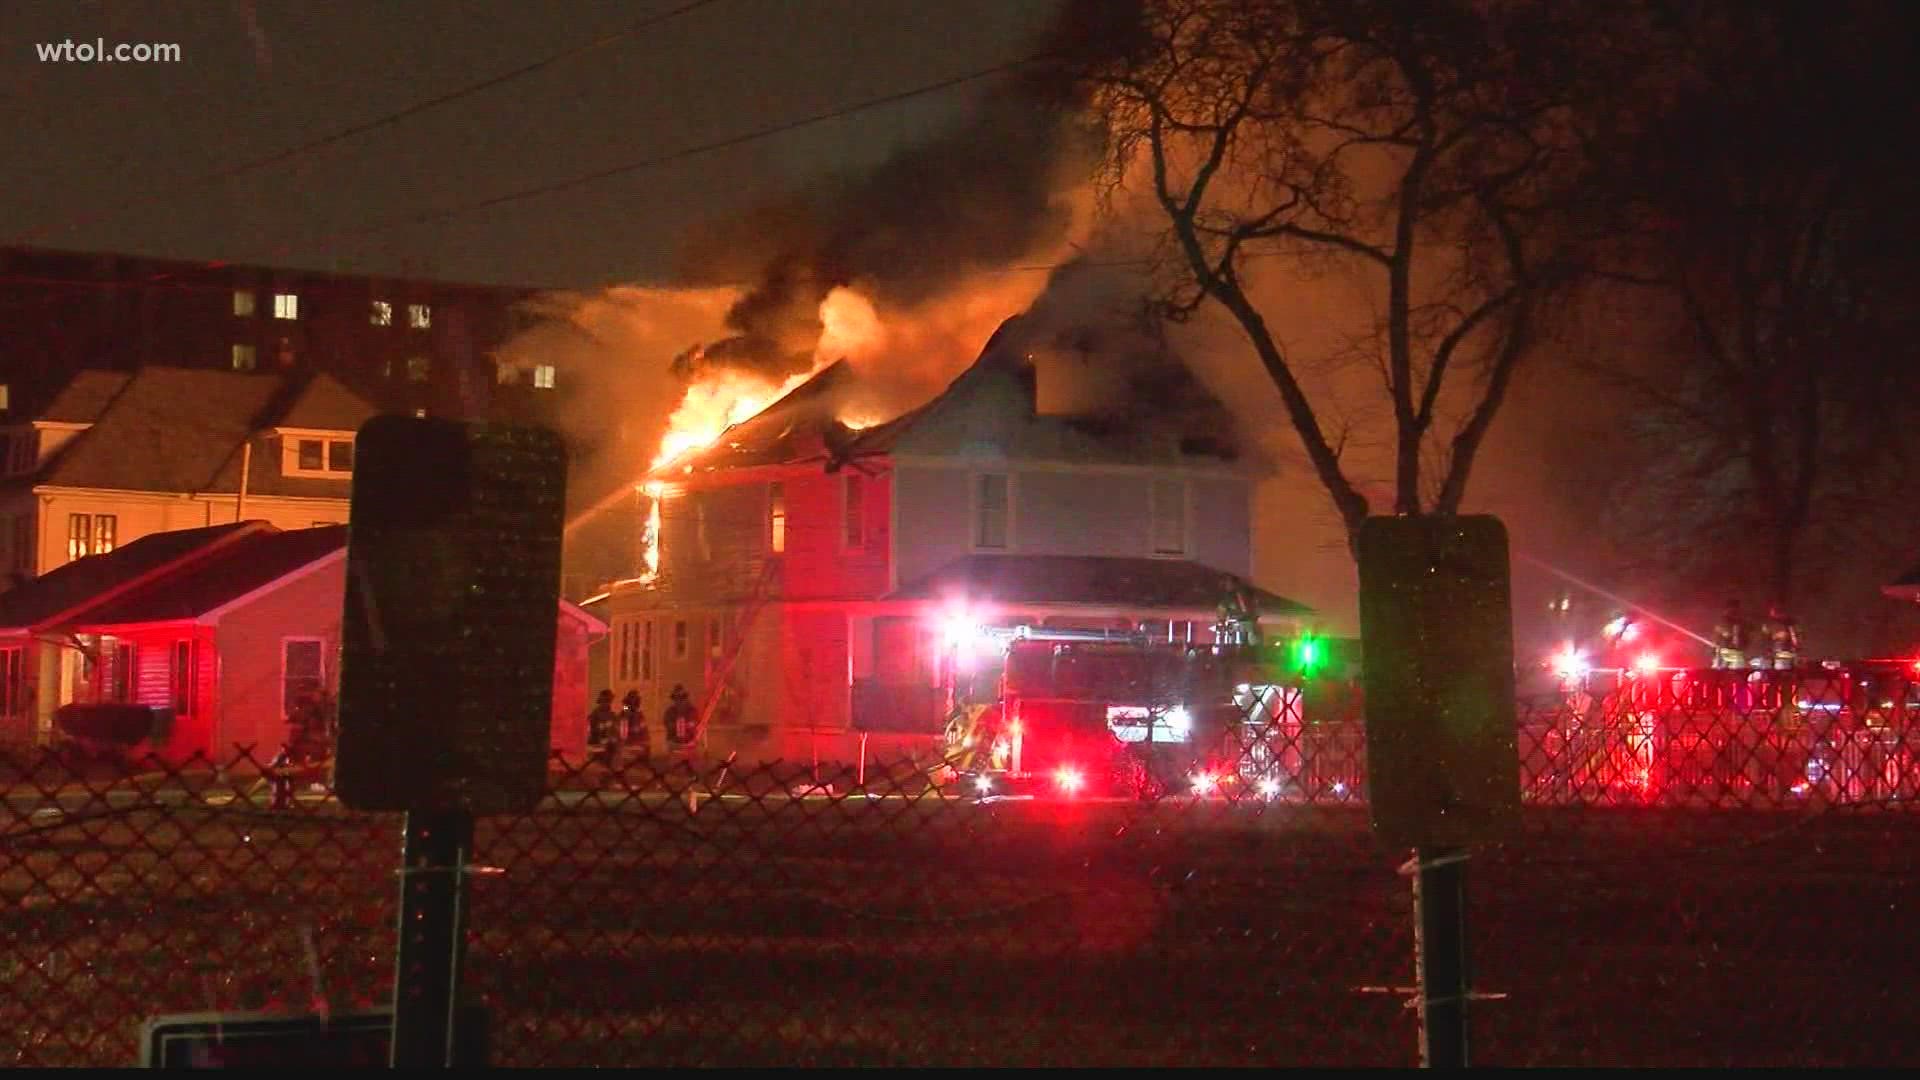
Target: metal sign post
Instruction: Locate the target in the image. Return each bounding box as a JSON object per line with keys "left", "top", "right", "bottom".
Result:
{"left": 334, "top": 416, "right": 567, "bottom": 1068}
{"left": 391, "top": 811, "right": 475, "bottom": 1068}
{"left": 1357, "top": 515, "right": 1521, "bottom": 1069}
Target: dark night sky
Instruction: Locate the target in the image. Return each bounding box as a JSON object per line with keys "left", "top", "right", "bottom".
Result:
{"left": 2, "top": 0, "right": 1062, "bottom": 288}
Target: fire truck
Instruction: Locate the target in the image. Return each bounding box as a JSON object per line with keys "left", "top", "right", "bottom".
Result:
{"left": 938, "top": 620, "right": 1323, "bottom": 800}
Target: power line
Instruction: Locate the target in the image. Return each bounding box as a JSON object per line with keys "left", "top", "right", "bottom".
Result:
{"left": 355, "top": 51, "right": 1053, "bottom": 236}
{"left": 11, "top": 0, "right": 731, "bottom": 247}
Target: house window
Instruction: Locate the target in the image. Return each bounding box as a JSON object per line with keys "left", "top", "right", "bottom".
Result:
{"left": 233, "top": 290, "right": 255, "bottom": 317}
{"left": 406, "top": 356, "right": 431, "bottom": 382}
{"left": 533, "top": 364, "right": 556, "bottom": 389}
{"left": 768, "top": 482, "right": 787, "bottom": 554}
{"left": 282, "top": 639, "right": 325, "bottom": 718}
{"left": 1150, "top": 477, "right": 1188, "bottom": 556}
{"left": 1, "top": 646, "right": 24, "bottom": 718}
{"left": 640, "top": 621, "right": 654, "bottom": 682}
{"left": 272, "top": 292, "right": 299, "bottom": 320}
{"left": 289, "top": 437, "right": 353, "bottom": 477}
{"left": 974, "top": 473, "right": 1009, "bottom": 550}
{"left": 673, "top": 620, "right": 689, "bottom": 660}
{"left": 66, "top": 513, "right": 113, "bottom": 561}
{"left": 844, "top": 473, "right": 866, "bottom": 550}
{"left": 371, "top": 300, "right": 393, "bottom": 326}
{"left": 408, "top": 304, "right": 432, "bottom": 329}
{"left": 169, "top": 639, "right": 196, "bottom": 715}
{"left": 0, "top": 383, "right": 8, "bottom": 411}
{"left": 708, "top": 619, "right": 722, "bottom": 658}
{"left": 110, "top": 641, "right": 136, "bottom": 703}
{"left": 231, "top": 343, "right": 257, "bottom": 371}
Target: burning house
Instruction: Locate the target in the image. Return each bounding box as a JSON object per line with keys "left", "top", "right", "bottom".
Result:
{"left": 601, "top": 317, "right": 1308, "bottom": 763}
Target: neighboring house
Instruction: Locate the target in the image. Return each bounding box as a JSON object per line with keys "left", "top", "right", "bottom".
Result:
{"left": 603, "top": 317, "right": 1308, "bottom": 762}
{"left": 0, "top": 245, "right": 553, "bottom": 424}
{"left": 0, "top": 366, "right": 377, "bottom": 584}
{"left": 0, "top": 522, "right": 606, "bottom": 760}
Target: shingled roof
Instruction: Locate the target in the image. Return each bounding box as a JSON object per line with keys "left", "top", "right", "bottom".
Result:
{"left": 74, "top": 526, "right": 348, "bottom": 626}
{"left": 38, "top": 370, "right": 132, "bottom": 424}
{"left": 0, "top": 522, "right": 267, "bottom": 632}
{"left": 28, "top": 367, "right": 374, "bottom": 496}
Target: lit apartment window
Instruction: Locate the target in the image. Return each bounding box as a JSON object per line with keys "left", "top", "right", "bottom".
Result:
{"left": 673, "top": 620, "right": 689, "bottom": 660}
{"left": 533, "top": 364, "right": 556, "bottom": 389}
{"left": 233, "top": 290, "right": 255, "bottom": 317}
{"left": 272, "top": 293, "right": 299, "bottom": 320}
{"left": 408, "top": 303, "right": 431, "bottom": 329}
{"left": 371, "top": 300, "right": 393, "bottom": 326}
{"left": 231, "top": 343, "right": 257, "bottom": 371}
{"left": 974, "top": 473, "right": 1009, "bottom": 550}
{"left": 406, "top": 356, "right": 431, "bottom": 382}
{"left": 0, "top": 383, "right": 11, "bottom": 411}
{"left": 1150, "top": 477, "right": 1188, "bottom": 556}
{"left": 708, "top": 619, "right": 722, "bottom": 658}
{"left": 67, "top": 513, "right": 115, "bottom": 561}
{"left": 768, "top": 482, "right": 787, "bottom": 554}
{"left": 844, "top": 473, "right": 866, "bottom": 549}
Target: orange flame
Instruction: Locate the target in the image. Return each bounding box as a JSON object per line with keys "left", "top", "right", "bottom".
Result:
{"left": 650, "top": 368, "right": 809, "bottom": 474}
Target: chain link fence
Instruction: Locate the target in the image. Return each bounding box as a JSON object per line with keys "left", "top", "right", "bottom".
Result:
{"left": 4, "top": 667, "right": 1917, "bottom": 1066}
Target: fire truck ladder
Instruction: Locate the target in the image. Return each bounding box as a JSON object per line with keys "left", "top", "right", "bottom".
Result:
{"left": 691, "top": 560, "right": 778, "bottom": 746}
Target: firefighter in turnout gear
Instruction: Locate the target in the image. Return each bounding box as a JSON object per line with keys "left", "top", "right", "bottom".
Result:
{"left": 664, "top": 685, "right": 698, "bottom": 751}
{"left": 1712, "top": 600, "right": 1748, "bottom": 670}
{"left": 1217, "top": 576, "right": 1263, "bottom": 647}
{"left": 1762, "top": 604, "right": 1801, "bottom": 671}
{"left": 621, "top": 688, "right": 648, "bottom": 757}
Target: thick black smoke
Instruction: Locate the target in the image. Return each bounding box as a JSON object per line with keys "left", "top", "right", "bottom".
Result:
{"left": 671, "top": 0, "right": 1139, "bottom": 380}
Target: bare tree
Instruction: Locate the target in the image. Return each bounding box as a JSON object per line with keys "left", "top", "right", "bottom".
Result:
{"left": 1071, "top": 0, "right": 1629, "bottom": 552}
{"left": 1589, "top": 1, "right": 1920, "bottom": 611}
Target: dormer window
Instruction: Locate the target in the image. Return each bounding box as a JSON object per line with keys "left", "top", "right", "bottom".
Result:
{"left": 282, "top": 430, "right": 355, "bottom": 478}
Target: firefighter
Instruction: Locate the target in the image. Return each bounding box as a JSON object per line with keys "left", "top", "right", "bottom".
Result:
{"left": 1763, "top": 604, "right": 1801, "bottom": 671}
{"left": 587, "top": 690, "right": 617, "bottom": 759}
{"left": 1711, "top": 600, "right": 1748, "bottom": 671}
{"left": 621, "top": 688, "right": 648, "bottom": 757}
{"left": 266, "top": 743, "right": 295, "bottom": 810}
{"left": 1217, "top": 576, "right": 1262, "bottom": 647}
{"left": 663, "top": 685, "right": 699, "bottom": 752}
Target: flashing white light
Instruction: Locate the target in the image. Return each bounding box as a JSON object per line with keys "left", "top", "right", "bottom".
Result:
{"left": 1603, "top": 615, "right": 1628, "bottom": 640}
{"left": 1633, "top": 653, "right": 1661, "bottom": 677}
{"left": 1164, "top": 706, "right": 1193, "bottom": 740}
{"left": 974, "top": 775, "right": 993, "bottom": 795}
{"left": 1551, "top": 646, "right": 1591, "bottom": 681}
{"left": 1331, "top": 781, "right": 1349, "bottom": 796}
{"left": 1054, "top": 766, "right": 1084, "bottom": 795}
{"left": 1257, "top": 777, "right": 1281, "bottom": 799}
{"left": 1190, "top": 772, "right": 1217, "bottom": 796}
